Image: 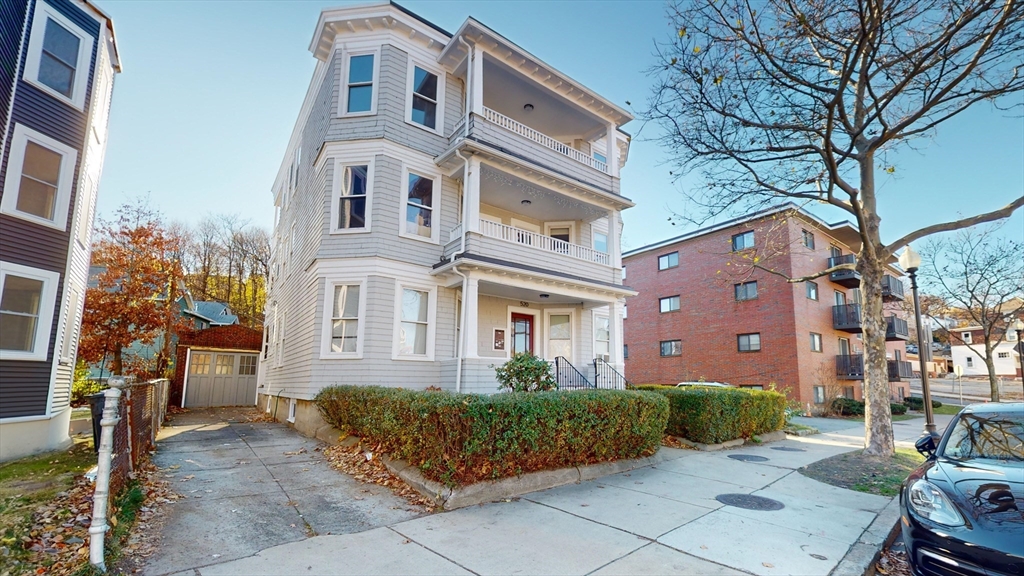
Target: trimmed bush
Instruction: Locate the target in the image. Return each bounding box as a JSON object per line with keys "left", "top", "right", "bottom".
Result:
{"left": 314, "top": 386, "right": 669, "bottom": 486}
{"left": 831, "top": 397, "right": 865, "bottom": 416}
{"left": 891, "top": 402, "right": 908, "bottom": 415}
{"left": 494, "top": 352, "right": 556, "bottom": 392}
{"left": 903, "top": 397, "right": 942, "bottom": 410}
{"left": 632, "top": 385, "right": 786, "bottom": 444}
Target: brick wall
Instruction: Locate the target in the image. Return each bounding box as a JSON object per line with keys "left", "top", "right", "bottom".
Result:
{"left": 169, "top": 325, "right": 264, "bottom": 407}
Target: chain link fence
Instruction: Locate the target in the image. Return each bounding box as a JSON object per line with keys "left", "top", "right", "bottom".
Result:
{"left": 108, "top": 378, "right": 169, "bottom": 494}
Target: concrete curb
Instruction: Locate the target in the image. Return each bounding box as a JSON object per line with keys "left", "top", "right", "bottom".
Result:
{"left": 378, "top": 449, "right": 675, "bottom": 510}
{"left": 676, "top": 429, "right": 787, "bottom": 451}
{"left": 830, "top": 497, "right": 902, "bottom": 575}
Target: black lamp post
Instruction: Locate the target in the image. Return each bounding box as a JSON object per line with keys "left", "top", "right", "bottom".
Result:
{"left": 1014, "top": 318, "right": 1024, "bottom": 396}
{"left": 899, "top": 246, "right": 938, "bottom": 438}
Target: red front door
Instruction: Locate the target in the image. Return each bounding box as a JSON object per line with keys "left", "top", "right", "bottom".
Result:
{"left": 511, "top": 313, "right": 534, "bottom": 355}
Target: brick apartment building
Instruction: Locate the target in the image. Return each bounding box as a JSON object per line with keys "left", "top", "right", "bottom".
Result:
{"left": 622, "top": 204, "right": 911, "bottom": 408}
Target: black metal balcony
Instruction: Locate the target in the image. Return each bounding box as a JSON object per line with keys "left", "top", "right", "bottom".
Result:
{"left": 881, "top": 275, "right": 905, "bottom": 302}
{"left": 886, "top": 315, "right": 910, "bottom": 341}
{"left": 833, "top": 304, "right": 863, "bottom": 333}
{"left": 828, "top": 254, "right": 861, "bottom": 287}
{"left": 836, "top": 354, "right": 911, "bottom": 382}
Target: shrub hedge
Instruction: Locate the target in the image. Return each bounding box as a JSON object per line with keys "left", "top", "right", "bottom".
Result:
{"left": 903, "top": 397, "right": 942, "bottom": 410}
{"left": 632, "top": 386, "right": 786, "bottom": 444}
{"left": 832, "top": 397, "right": 909, "bottom": 416}
{"left": 314, "top": 386, "right": 669, "bottom": 486}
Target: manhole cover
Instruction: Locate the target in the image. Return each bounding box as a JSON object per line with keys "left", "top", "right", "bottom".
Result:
{"left": 728, "top": 454, "right": 769, "bottom": 462}
{"left": 715, "top": 493, "right": 785, "bottom": 511}
{"left": 771, "top": 446, "right": 806, "bottom": 452}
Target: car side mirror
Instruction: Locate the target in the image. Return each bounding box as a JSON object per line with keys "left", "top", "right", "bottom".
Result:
{"left": 915, "top": 435, "right": 937, "bottom": 459}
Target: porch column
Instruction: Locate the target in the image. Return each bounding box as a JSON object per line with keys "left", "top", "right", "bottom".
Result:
{"left": 607, "top": 209, "right": 622, "bottom": 272}
{"left": 464, "top": 155, "right": 481, "bottom": 233}
{"left": 470, "top": 45, "right": 484, "bottom": 116}
{"left": 609, "top": 298, "right": 624, "bottom": 368}
{"left": 463, "top": 276, "right": 480, "bottom": 358}
{"left": 605, "top": 123, "right": 619, "bottom": 178}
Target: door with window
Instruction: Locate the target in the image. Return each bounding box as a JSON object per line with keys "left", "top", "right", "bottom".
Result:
{"left": 510, "top": 313, "right": 534, "bottom": 356}
{"left": 839, "top": 337, "right": 851, "bottom": 357}
{"left": 547, "top": 313, "right": 573, "bottom": 361}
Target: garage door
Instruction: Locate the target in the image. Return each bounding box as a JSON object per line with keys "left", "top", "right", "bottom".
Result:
{"left": 184, "top": 351, "right": 258, "bottom": 407}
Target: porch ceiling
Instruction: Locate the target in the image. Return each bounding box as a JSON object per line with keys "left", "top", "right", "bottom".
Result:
{"left": 478, "top": 280, "right": 605, "bottom": 307}
{"left": 480, "top": 164, "right": 608, "bottom": 221}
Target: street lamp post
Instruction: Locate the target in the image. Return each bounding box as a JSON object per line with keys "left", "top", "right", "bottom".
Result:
{"left": 899, "top": 246, "right": 939, "bottom": 439}
{"left": 1014, "top": 318, "right": 1024, "bottom": 397}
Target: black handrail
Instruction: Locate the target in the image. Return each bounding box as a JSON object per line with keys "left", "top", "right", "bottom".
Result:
{"left": 554, "top": 357, "right": 593, "bottom": 390}
{"left": 593, "top": 358, "right": 629, "bottom": 389}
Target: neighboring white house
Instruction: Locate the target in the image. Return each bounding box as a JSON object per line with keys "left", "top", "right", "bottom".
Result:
{"left": 258, "top": 2, "right": 634, "bottom": 430}
{"left": 950, "top": 325, "right": 1021, "bottom": 377}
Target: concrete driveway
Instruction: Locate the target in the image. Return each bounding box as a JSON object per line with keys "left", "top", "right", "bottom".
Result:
{"left": 143, "top": 408, "right": 426, "bottom": 576}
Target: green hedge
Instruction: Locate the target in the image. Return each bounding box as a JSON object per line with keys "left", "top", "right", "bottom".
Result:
{"left": 632, "top": 386, "right": 786, "bottom": 444}
{"left": 314, "top": 386, "right": 669, "bottom": 486}
{"left": 903, "top": 397, "right": 942, "bottom": 410}
{"left": 833, "top": 397, "right": 909, "bottom": 416}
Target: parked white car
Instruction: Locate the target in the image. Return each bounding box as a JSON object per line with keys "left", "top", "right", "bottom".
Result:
{"left": 675, "top": 381, "right": 732, "bottom": 388}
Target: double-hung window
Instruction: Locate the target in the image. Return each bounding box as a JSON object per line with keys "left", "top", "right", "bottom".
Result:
{"left": 23, "top": 2, "right": 94, "bottom": 109}
{"left": 806, "top": 281, "right": 819, "bottom": 300}
{"left": 735, "top": 281, "right": 757, "bottom": 301}
{"left": 333, "top": 162, "right": 370, "bottom": 232}
{"left": 660, "top": 296, "right": 680, "bottom": 313}
{"left": 732, "top": 231, "right": 754, "bottom": 251}
{"left": 0, "top": 262, "right": 60, "bottom": 361}
{"left": 802, "top": 230, "right": 815, "bottom": 249}
{"left": 329, "top": 284, "right": 361, "bottom": 354}
{"left": 658, "top": 252, "right": 679, "bottom": 270}
{"left": 737, "top": 333, "right": 761, "bottom": 352}
{"left": 409, "top": 64, "right": 441, "bottom": 131}
{"left": 345, "top": 53, "right": 376, "bottom": 114}
{"left": 810, "top": 332, "right": 823, "bottom": 352}
{"left": 402, "top": 170, "right": 437, "bottom": 241}
{"left": 1, "top": 124, "right": 77, "bottom": 230}
{"left": 399, "top": 288, "right": 430, "bottom": 357}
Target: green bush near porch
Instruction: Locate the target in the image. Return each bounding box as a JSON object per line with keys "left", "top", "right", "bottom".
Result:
{"left": 314, "top": 386, "right": 669, "bottom": 486}
{"left": 633, "top": 385, "right": 786, "bottom": 444}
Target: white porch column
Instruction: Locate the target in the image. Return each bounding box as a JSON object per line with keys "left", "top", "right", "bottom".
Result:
{"left": 607, "top": 209, "right": 622, "bottom": 273}
{"left": 463, "top": 275, "right": 480, "bottom": 358}
{"left": 470, "top": 45, "right": 484, "bottom": 116}
{"left": 608, "top": 299, "right": 624, "bottom": 368}
{"left": 606, "top": 123, "right": 619, "bottom": 177}
{"left": 464, "top": 155, "right": 481, "bottom": 233}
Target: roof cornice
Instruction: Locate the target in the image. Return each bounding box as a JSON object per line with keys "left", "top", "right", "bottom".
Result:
{"left": 309, "top": 2, "right": 450, "bottom": 62}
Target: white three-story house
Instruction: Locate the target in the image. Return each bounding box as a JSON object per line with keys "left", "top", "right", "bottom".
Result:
{"left": 259, "top": 1, "right": 634, "bottom": 428}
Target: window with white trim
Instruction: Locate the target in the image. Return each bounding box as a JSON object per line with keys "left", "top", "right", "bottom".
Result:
{"left": 961, "top": 332, "right": 972, "bottom": 344}
{"left": 966, "top": 356, "right": 974, "bottom": 367}
{"left": 1, "top": 124, "right": 78, "bottom": 230}
{"left": 658, "top": 252, "right": 678, "bottom": 270}
{"left": 402, "top": 170, "right": 437, "bottom": 241}
{"left": 22, "top": 2, "right": 94, "bottom": 109}
{"left": 329, "top": 284, "right": 361, "bottom": 354}
{"left": 344, "top": 52, "right": 377, "bottom": 114}
{"left": 592, "top": 218, "right": 609, "bottom": 254}
{"left": 0, "top": 262, "right": 59, "bottom": 361}
{"left": 409, "top": 65, "right": 439, "bottom": 130}
{"left": 998, "top": 352, "right": 1010, "bottom": 359}
{"left": 399, "top": 288, "right": 429, "bottom": 356}
{"left": 333, "top": 163, "right": 370, "bottom": 232}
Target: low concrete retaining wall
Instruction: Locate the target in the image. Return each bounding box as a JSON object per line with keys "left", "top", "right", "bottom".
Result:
{"left": 676, "top": 429, "right": 787, "bottom": 451}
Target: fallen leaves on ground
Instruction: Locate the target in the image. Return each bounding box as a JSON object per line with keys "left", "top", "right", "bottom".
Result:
{"left": 165, "top": 406, "right": 189, "bottom": 416}
{"left": 877, "top": 548, "right": 912, "bottom": 576}
{"left": 239, "top": 409, "right": 277, "bottom": 423}
{"left": 661, "top": 435, "right": 695, "bottom": 450}
{"left": 322, "top": 443, "right": 436, "bottom": 512}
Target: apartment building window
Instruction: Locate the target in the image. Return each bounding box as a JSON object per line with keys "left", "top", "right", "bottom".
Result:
{"left": 842, "top": 387, "right": 855, "bottom": 399}
{"left": 813, "top": 386, "right": 825, "bottom": 404}
{"left": 737, "top": 333, "right": 761, "bottom": 352}
{"left": 658, "top": 252, "right": 678, "bottom": 270}
{"left": 23, "top": 2, "right": 94, "bottom": 109}
{"left": 659, "top": 296, "right": 680, "bottom": 313}
{"left": 802, "top": 230, "right": 815, "bottom": 249}
{"left": 398, "top": 288, "right": 432, "bottom": 357}
{"left": 660, "top": 340, "right": 682, "bottom": 357}
{"left": 806, "top": 281, "right": 819, "bottom": 300}
{"left": 966, "top": 357, "right": 974, "bottom": 367}
{"left": 731, "top": 231, "right": 754, "bottom": 251}
{"left": 332, "top": 162, "right": 370, "bottom": 232}
{"left": 344, "top": 52, "right": 377, "bottom": 114}
{"left": 623, "top": 345, "right": 628, "bottom": 359}
{"left": 401, "top": 170, "right": 438, "bottom": 242}
{"left": 408, "top": 64, "right": 441, "bottom": 131}
{"left": 593, "top": 231, "right": 609, "bottom": 254}
{"left": 239, "top": 355, "right": 258, "bottom": 376}
{"left": 998, "top": 352, "right": 1010, "bottom": 359}
{"left": 734, "top": 281, "right": 758, "bottom": 301}
{"left": 327, "top": 283, "right": 362, "bottom": 355}
{"left": 0, "top": 262, "right": 59, "bottom": 361}
{"left": 961, "top": 332, "right": 972, "bottom": 344}
{"left": 810, "top": 332, "right": 823, "bottom": 352}
{"left": 1, "top": 124, "right": 77, "bottom": 230}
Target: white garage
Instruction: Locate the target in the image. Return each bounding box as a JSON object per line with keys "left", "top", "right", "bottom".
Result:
{"left": 182, "top": 349, "right": 260, "bottom": 407}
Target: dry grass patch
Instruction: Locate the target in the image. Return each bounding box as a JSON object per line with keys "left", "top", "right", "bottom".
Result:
{"left": 799, "top": 448, "right": 924, "bottom": 497}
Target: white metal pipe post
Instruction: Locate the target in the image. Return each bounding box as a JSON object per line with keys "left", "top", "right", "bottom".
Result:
{"left": 89, "top": 376, "right": 126, "bottom": 572}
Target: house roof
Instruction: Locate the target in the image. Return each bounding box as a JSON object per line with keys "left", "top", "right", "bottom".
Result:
{"left": 185, "top": 301, "right": 239, "bottom": 326}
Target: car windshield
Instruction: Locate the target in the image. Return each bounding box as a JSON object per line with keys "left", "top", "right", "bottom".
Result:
{"left": 941, "top": 411, "right": 1024, "bottom": 462}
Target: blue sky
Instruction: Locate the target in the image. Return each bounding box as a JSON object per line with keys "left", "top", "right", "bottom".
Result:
{"left": 96, "top": 0, "right": 1023, "bottom": 250}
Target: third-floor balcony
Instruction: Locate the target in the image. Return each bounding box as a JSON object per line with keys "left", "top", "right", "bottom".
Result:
{"left": 828, "top": 254, "right": 860, "bottom": 287}
{"left": 832, "top": 304, "right": 910, "bottom": 341}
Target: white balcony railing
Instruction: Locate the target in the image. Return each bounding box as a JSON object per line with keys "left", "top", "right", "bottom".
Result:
{"left": 449, "top": 222, "right": 463, "bottom": 242}
{"left": 475, "top": 219, "right": 611, "bottom": 266}
{"left": 481, "top": 107, "right": 609, "bottom": 174}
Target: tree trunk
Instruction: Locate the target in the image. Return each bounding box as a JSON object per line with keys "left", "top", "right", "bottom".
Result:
{"left": 859, "top": 249, "right": 895, "bottom": 456}
{"left": 984, "top": 345, "right": 1000, "bottom": 401}
{"left": 158, "top": 278, "right": 177, "bottom": 378}
{"left": 111, "top": 347, "right": 123, "bottom": 376}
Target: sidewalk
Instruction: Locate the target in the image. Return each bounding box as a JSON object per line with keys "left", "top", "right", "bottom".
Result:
{"left": 162, "top": 415, "right": 954, "bottom": 576}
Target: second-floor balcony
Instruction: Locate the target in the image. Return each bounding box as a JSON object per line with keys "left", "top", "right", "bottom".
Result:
{"left": 828, "top": 254, "right": 861, "bottom": 288}
{"left": 836, "top": 354, "right": 914, "bottom": 381}
{"left": 832, "top": 304, "right": 910, "bottom": 341}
